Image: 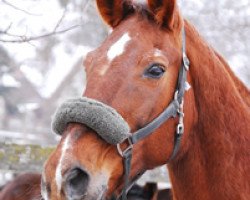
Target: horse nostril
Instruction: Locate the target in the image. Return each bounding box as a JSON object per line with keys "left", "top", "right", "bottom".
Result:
{"left": 65, "top": 167, "right": 89, "bottom": 199}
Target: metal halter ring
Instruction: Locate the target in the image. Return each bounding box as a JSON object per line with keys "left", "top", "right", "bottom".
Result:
{"left": 117, "top": 137, "right": 133, "bottom": 157}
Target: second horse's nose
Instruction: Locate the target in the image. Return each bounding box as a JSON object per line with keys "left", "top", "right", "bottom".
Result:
{"left": 64, "top": 167, "right": 89, "bottom": 200}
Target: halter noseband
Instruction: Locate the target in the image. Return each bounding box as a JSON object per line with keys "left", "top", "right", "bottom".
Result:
{"left": 52, "top": 26, "right": 189, "bottom": 200}
{"left": 116, "top": 26, "right": 189, "bottom": 200}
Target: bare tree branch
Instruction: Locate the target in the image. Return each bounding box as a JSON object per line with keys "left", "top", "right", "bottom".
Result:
{"left": 0, "top": 0, "right": 92, "bottom": 43}
{"left": 53, "top": 9, "right": 67, "bottom": 32}
{"left": 5, "top": 23, "right": 12, "bottom": 32}
{"left": 2, "top": 0, "right": 42, "bottom": 16}
{"left": 0, "top": 25, "right": 80, "bottom": 43}
{"left": 81, "top": 0, "right": 91, "bottom": 23}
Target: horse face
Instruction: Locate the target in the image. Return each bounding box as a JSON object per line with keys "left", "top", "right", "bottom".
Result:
{"left": 43, "top": 1, "right": 197, "bottom": 199}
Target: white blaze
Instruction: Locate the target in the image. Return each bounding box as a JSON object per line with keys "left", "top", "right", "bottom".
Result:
{"left": 107, "top": 32, "right": 131, "bottom": 62}
{"left": 41, "top": 172, "right": 49, "bottom": 200}
{"left": 55, "top": 135, "right": 71, "bottom": 195}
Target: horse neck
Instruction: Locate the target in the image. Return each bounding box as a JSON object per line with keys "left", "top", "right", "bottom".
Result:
{"left": 168, "top": 21, "right": 250, "bottom": 200}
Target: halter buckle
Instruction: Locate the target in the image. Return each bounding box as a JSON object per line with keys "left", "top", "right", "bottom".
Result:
{"left": 177, "top": 123, "right": 184, "bottom": 135}
{"left": 117, "top": 137, "right": 133, "bottom": 157}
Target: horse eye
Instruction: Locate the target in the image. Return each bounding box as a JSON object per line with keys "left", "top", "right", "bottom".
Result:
{"left": 144, "top": 63, "right": 165, "bottom": 78}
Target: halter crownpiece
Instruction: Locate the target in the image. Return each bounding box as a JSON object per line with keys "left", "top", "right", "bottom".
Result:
{"left": 52, "top": 97, "right": 130, "bottom": 145}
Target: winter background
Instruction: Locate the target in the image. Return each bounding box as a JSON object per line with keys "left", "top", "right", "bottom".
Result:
{"left": 0, "top": 0, "right": 249, "bottom": 187}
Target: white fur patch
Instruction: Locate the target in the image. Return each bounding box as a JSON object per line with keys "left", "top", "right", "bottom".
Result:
{"left": 108, "top": 29, "right": 113, "bottom": 34}
{"left": 87, "top": 173, "right": 109, "bottom": 199}
{"left": 107, "top": 32, "right": 131, "bottom": 62}
{"left": 41, "top": 172, "right": 49, "bottom": 200}
{"left": 99, "top": 64, "right": 110, "bottom": 76}
{"left": 55, "top": 135, "right": 71, "bottom": 195}
{"left": 154, "top": 49, "right": 164, "bottom": 57}
{"left": 185, "top": 81, "right": 191, "bottom": 91}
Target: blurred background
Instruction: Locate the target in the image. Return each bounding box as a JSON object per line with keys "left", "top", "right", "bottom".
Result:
{"left": 0, "top": 0, "right": 249, "bottom": 187}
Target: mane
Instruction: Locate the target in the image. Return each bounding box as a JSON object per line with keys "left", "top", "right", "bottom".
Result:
{"left": 122, "top": 3, "right": 170, "bottom": 27}
{"left": 184, "top": 20, "right": 250, "bottom": 108}
{"left": 214, "top": 51, "right": 250, "bottom": 106}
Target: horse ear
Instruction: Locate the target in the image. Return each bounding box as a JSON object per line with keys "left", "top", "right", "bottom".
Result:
{"left": 147, "top": 0, "right": 180, "bottom": 30}
{"left": 96, "top": 0, "right": 134, "bottom": 28}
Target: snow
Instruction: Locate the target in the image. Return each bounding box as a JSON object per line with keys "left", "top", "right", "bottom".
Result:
{"left": 229, "top": 54, "right": 249, "bottom": 87}
{"left": 1, "top": 73, "right": 21, "bottom": 87}
{"left": 20, "top": 65, "right": 43, "bottom": 87}
{"left": 157, "top": 182, "right": 172, "bottom": 189}
{"left": 0, "top": 130, "right": 37, "bottom": 141}
{"left": 17, "top": 45, "right": 92, "bottom": 98}
{"left": 39, "top": 45, "right": 92, "bottom": 98}
{"left": 17, "top": 103, "right": 40, "bottom": 113}
{"left": 0, "top": 172, "right": 14, "bottom": 186}
{"left": 179, "top": 0, "right": 203, "bottom": 11}
{"left": 0, "top": 0, "right": 90, "bottom": 98}
{"left": 0, "top": 0, "right": 63, "bottom": 35}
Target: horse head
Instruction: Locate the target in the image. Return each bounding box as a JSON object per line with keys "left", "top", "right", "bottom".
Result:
{"left": 42, "top": 0, "right": 199, "bottom": 199}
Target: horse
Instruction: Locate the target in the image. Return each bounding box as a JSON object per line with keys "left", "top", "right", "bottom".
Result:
{"left": 42, "top": 0, "right": 250, "bottom": 199}
{"left": 0, "top": 173, "right": 41, "bottom": 200}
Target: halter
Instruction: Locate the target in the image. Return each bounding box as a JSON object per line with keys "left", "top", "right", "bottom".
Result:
{"left": 116, "top": 26, "right": 189, "bottom": 200}
{"left": 52, "top": 26, "right": 189, "bottom": 200}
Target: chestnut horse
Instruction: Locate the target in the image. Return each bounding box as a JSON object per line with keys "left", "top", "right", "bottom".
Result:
{"left": 42, "top": 0, "right": 250, "bottom": 200}
{"left": 0, "top": 173, "right": 41, "bottom": 200}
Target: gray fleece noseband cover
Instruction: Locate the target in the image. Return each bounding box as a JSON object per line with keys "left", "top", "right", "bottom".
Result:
{"left": 52, "top": 97, "right": 130, "bottom": 144}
